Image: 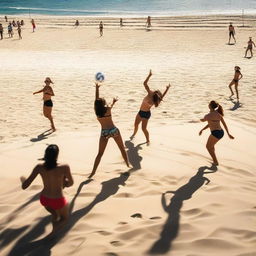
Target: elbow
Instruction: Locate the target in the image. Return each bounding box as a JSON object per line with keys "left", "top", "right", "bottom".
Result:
{"left": 22, "top": 183, "right": 27, "bottom": 190}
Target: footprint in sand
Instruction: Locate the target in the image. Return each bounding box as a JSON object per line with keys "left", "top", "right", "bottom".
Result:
{"left": 131, "top": 213, "right": 142, "bottom": 218}
{"left": 97, "top": 230, "right": 112, "bottom": 236}
{"left": 150, "top": 216, "right": 162, "bottom": 220}
{"left": 110, "top": 241, "right": 123, "bottom": 247}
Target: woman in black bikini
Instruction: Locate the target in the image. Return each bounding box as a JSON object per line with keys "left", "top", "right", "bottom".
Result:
{"left": 199, "top": 100, "right": 234, "bottom": 166}
{"left": 88, "top": 83, "right": 129, "bottom": 178}
{"left": 228, "top": 66, "right": 243, "bottom": 100}
{"left": 33, "top": 77, "right": 56, "bottom": 131}
{"left": 131, "top": 70, "right": 170, "bottom": 144}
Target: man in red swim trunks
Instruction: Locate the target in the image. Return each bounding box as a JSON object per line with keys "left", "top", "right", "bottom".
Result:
{"left": 21, "top": 144, "right": 74, "bottom": 237}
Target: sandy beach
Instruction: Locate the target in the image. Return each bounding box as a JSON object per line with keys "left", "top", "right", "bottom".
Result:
{"left": 0, "top": 15, "right": 256, "bottom": 256}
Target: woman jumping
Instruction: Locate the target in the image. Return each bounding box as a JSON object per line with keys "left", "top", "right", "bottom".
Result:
{"left": 199, "top": 100, "right": 234, "bottom": 166}
{"left": 33, "top": 77, "right": 56, "bottom": 131}
{"left": 131, "top": 70, "right": 170, "bottom": 144}
{"left": 88, "top": 83, "right": 130, "bottom": 179}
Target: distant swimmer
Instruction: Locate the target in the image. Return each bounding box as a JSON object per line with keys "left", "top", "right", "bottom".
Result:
{"left": 199, "top": 100, "right": 234, "bottom": 166}
{"left": 244, "top": 37, "right": 255, "bottom": 58}
{"left": 33, "top": 77, "right": 56, "bottom": 132}
{"left": 21, "top": 144, "right": 74, "bottom": 237}
{"left": 228, "top": 66, "right": 243, "bottom": 100}
{"left": 130, "top": 70, "right": 170, "bottom": 144}
{"left": 88, "top": 83, "right": 130, "bottom": 179}
{"left": 99, "top": 21, "right": 103, "bottom": 36}
{"left": 228, "top": 22, "right": 236, "bottom": 44}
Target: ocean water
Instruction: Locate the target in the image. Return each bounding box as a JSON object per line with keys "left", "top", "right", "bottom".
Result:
{"left": 0, "top": 0, "right": 255, "bottom": 16}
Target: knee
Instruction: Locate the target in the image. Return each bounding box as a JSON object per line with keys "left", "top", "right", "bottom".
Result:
{"left": 206, "top": 144, "right": 214, "bottom": 151}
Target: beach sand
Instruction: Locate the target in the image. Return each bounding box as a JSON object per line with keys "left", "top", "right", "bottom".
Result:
{"left": 0, "top": 15, "right": 256, "bottom": 256}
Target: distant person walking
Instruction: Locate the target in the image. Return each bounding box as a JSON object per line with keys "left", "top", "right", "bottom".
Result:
{"left": 4, "top": 15, "right": 8, "bottom": 22}
{"left": 146, "top": 16, "right": 151, "bottom": 28}
{"left": 130, "top": 70, "right": 171, "bottom": 144}
{"left": 199, "top": 100, "right": 234, "bottom": 166}
{"left": 31, "top": 19, "right": 36, "bottom": 32}
{"left": 88, "top": 83, "right": 130, "bottom": 178}
{"left": 228, "top": 22, "right": 236, "bottom": 44}
{"left": 8, "top": 22, "right": 13, "bottom": 38}
{"left": 75, "top": 20, "right": 79, "bottom": 27}
{"left": 244, "top": 37, "right": 255, "bottom": 58}
{"left": 99, "top": 21, "right": 103, "bottom": 36}
{"left": 33, "top": 77, "right": 56, "bottom": 132}
{"left": 21, "top": 144, "right": 74, "bottom": 237}
{"left": 17, "top": 25, "right": 22, "bottom": 39}
{"left": 228, "top": 66, "right": 243, "bottom": 100}
{"left": 0, "top": 24, "right": 3, "bottom": 40}
{"left": 120, "top": 18, "right": 123, "bottom": 27}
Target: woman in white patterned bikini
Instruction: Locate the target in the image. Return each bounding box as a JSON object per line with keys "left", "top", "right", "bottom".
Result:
{"left": 88, "top": 83, "right": 130, "bottom": 178}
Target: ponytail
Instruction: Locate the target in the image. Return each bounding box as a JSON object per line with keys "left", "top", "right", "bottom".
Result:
{"left": 209, "top": 100, "right": 224, "bottom": 116}
{"left": 217, "top": 105, "right": 224, "bottom": 116}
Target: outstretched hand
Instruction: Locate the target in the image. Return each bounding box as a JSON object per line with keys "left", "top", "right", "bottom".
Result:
{"left": 149, "top": 69, "right": 152, "bottom": 76}
{"left": 20, "top": 176, "right": 26, "bottom": 183}
{"left": 95, "top": 82, "right": 101, "bottom": 87}
{"left": 113, "top": 97, "right": 119, "bottom": 103}
{"left": 166, "top": 83, "right": 171, "bottom": 89}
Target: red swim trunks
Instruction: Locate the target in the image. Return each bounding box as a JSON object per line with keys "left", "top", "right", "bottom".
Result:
{"left": 40, "top": 194, "right": 67, "bottom": 210}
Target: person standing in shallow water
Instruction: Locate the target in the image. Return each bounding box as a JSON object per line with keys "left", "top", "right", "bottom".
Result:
{"left": 99, "top": 21, "right": 103, "bottom": 36}
{"left": 146, "top": 16, "right": 151, "bottom": 28}
{"left": 228, "top": 66, "right": 243, "bottom": 100}
{"left": 88, "top": 83, "right": 130, "bottom": 179}
{"left": 33, "top": 77, "right": 56, "bottom": 132}
{"left": 31, "top": 19, "right": 36, "bottom": 32}
{"left": 199, "top": 100, "right": 234, "bottom": 166}
{"left": 131, "top": 70, "right": 170, "bottom": 144}
{"left": 21, "top": 144, "right": 74, "bottom": 237}
{"left": 228, "top": 22, "right": 236, "bottom": 44}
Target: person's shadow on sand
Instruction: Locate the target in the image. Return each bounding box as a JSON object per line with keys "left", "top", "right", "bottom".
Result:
{"left": 125, "top": 140, "right": 145, "bottom": 173}
{"left": 148, "top": 165, "right": 216, "bottom": 254}
{"left": 30, "top": 129, "right": 54, "bottom": 142}
{"left": 7, "top": 172, "right": 130, "bottom": 256}
{"left": 229, "top": 99, "right": 242, "bottom": 111}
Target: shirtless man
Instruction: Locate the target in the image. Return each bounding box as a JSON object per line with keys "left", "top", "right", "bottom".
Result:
{"left": 21, "top": 144, "right": 74, "bottom": 236}
{"left": 199, "top": 101, "right": 234, "bottom": 166}
{"left": 33, "top": 77, "right": 56, "bottom": 131}
{"left": 244, "top": 37, "right": 256, "bottom": 58}
{"left": 228, "top": 23, "right": 236, "bottom": 44}
{"left": 228, "top": 66, "right": 243, "bottom": 100}
{"left": 131, "top": 70, "right": 170, "bottom": 144}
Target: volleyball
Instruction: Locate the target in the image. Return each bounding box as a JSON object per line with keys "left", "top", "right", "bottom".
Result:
{"left": 95, "top": 72, "right": 105, "bottom": 82}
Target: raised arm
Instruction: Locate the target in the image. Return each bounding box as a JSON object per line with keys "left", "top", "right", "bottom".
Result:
{"left": 220, "top": 116, "right": 234, "bottom": 139}
{"left": 110, "top": 97, "right": 118, "bottom": 109}
{"left": 95, "top": 83, "right": 100, "bottom": 100}
{"left": 21, "top": 165, "right": 40, "bottom": 190}
{"left": 162, "top": 84, "right": 171, "bottom": 99}
{"left": 63, "top": 165, "right": 74, "bottom": 188}
{"left": 143, "top": 70, "right": 152, "bottom": 93}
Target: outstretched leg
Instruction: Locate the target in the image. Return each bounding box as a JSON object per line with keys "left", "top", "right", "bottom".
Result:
{"left": 228, "top": 81, "right": 235, "bottom": 97}
{"left": 141, "top": 118, "right": 150, "bottom": 144}
{"left": 131, "top": 114, "right": 142, "bottom": 139}
{"left": 206, "top": 135, "right": 220, "bottom": 165}
{"left": 89, "top": 136, "right": 108, "bottom": 178}
{"left": 43, "top": 106, "right": 56, "bottom": 131}
{"left": 114, "top": 133, "right": 130, "bottom": 167}
{"left": 234, "top": 83, "right": 239, "bottom": 100}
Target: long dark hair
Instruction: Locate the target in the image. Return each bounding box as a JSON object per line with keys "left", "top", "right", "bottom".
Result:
{"left": 44, "top": 144, "right": 59, "bottom": 170}
{"left": 209, "top": 100, "right": 224, "bottom": 116}
{"left": 153, "top": 90, "right": 163, "bottom": 107}
{"left": 94, "top": 98, "right": 107, "bottom": 117}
